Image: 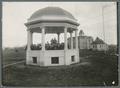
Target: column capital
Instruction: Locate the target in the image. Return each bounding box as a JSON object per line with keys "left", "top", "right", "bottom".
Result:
{"left": 41, "top": 26, "right": 46, "bottom": 34}
{"left": 40, "top": 26, "right": 46, "bottom": 29}
{"left": 27, "top": 28, "right": 30, "bottom": 31}
{"left": 64, "top": 26, "right": 68, "bottom": 29}
{"left": 27, "top": 29, "right": 33, "bottom": 34}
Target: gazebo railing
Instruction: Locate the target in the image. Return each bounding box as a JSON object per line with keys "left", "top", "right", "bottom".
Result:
{"left": 31, "top": 44, "right": 42, "bottom": 50}
{"left": 30, "top": 43, "right": 71, "bottom": 50}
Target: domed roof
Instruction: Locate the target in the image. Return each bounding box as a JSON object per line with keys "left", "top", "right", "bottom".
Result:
{"left": 27, "top": 7, "right": 79, "bottom": 25}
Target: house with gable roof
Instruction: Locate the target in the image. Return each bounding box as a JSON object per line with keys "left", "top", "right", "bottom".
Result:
{"left": 91, "top": 37, "right": 109, "bottom": 51}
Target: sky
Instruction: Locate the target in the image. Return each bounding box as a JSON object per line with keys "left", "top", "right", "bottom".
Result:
{"left": 2, "top": 2, "right": 117, "bottom": 48}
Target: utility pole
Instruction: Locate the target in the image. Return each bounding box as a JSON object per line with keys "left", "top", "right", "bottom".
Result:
{"left": 101, "top": 3, "right": 115, "bottom": 53}
{"left": 102, "top": 5, "right": 105, "bottom": 45}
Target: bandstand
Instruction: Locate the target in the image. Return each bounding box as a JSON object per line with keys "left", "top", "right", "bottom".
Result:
{"left": 25, "top": 7, "right": 80, "bottom": 66}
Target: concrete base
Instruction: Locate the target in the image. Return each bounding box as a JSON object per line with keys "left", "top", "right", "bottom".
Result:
{"left": 26, "top": 49, "right": 80, "bottom": 66}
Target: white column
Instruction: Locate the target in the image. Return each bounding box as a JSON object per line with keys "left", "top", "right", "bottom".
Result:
{"left": 27, "top": 30, "right": 32, "bottom": 51}
{"left": 64, "top": 27, "right": 68, "bottom": 65}
{"left": 70, "top": 32, "right": 73, "bottom": 49}
{"left": 57, "top": 33, "right": 60, "bottom": 43}
{"left": 30, "top": 32, "right": 33, "bottom": 45}
{"left": 41, "top": 27, "right": 45, "bottom": 51}
{"left": 75, "top": 30, "right": 78, "bottom": 49}
{"left": 64, "top": 27, "right": 68, "bottom": 50}
{"left": 75, "top": 29, "right": 79, "bottom": 62}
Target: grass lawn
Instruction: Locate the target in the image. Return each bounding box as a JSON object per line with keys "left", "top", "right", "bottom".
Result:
{"left": 2, "top": 49, "right": 118, "bottom": 87}
{"left": 2, "top": 47, "right": 26, "bottom": 65}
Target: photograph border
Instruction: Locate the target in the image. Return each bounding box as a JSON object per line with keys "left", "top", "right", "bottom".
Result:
{"left": 0, "top": 0, "right": 119, "bottom": 88}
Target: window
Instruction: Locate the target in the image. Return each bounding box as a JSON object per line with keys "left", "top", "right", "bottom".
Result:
{"left": 95, "top": 45, "right": 97, "bottom": 48}
{"left": 32, "top": 57, "right": 37, "bottom": 63}
{"left": 71, "top": 55, "right": 75, "bottom": 62}
{"left": 93, "top": 45, "right": 96, "bottom": 48}
{"left": 100, "top": 45, "right": 101, "bottom": 48}
{"left": 51, "top": 57, "right": 59, "bottom": 64}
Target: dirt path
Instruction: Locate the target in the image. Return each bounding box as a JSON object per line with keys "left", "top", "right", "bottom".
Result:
{"left": 3, "top": 60, "right": 25, "bottom": 68}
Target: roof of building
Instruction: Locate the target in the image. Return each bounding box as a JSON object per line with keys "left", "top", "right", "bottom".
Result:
{"left": 92, "top": 37, "right": 105, "bottom": 44}
{"left": 79, "top": 30, "right": 84, "bottom": 36}
{"left": 27, "top": 7, "right": 78, "bottom": 25}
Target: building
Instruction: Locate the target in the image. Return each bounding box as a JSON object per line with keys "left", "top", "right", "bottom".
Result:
{"left": 78, "top": 30, "right": 93, "bottom": 49}
{"left": 68, "top": 30, "right": 93, "bottom": 50}
{"left": 68, "top": 30, "right": 108, "bottom": 51}
{"left": 91, "top": 37, "right": 109, "bottom": 51}
{"left": 25, "top": 7, "right": 80, "bottom": 66}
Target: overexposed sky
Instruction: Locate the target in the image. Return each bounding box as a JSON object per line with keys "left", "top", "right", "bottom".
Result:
{"left": 2, "top": 2, "right": 117, "bottom": 48}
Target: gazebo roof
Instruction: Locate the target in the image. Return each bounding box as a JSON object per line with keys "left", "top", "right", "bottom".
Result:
{"left": 26, "top": 7, "right": 79, "bottom": 26}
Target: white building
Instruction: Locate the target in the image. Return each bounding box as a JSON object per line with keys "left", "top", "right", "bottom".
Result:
{"left": 91, "top": 37, "right": 109, "bottom": 51}
{"left": 25, "top": 7, "right": 80, "bottom": 66}
{"left": 78, "top": 30, "right": 93, "bottom": 49}
{"left": 68, "top": 30, "right": 93, "bottom": 50}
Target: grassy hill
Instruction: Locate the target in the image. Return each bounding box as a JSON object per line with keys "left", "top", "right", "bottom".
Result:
{"left": 2, "top": 47, "right": 26, "bottom": 65}
{"left": 2, "top": 47, "right": 118, "bottom": 86}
